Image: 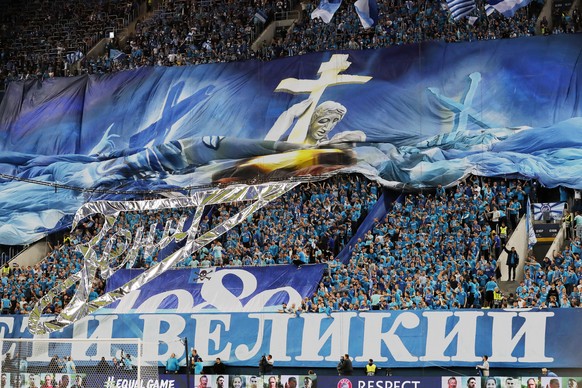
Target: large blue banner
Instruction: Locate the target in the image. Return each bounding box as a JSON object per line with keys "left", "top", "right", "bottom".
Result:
{"left": 1, "top": 34, "right": 582, "bottom": 244}
{"left": 104, "top": 266, "right": 325, "bottom": 312}
{"left": 1, "top": 310, "right": 582, "bottom": 368}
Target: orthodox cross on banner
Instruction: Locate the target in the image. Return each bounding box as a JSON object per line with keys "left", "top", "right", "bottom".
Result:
{"left": 274, "top": 54, "right": 371, "bottom": 143}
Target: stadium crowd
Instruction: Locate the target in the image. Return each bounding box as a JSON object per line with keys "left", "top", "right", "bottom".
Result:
{"left": 303, "top": 178, "right": 582, "bottom": 314}
{"left": 82, "top": 0, "right": 546, "bottom": 72}
{"left": 0, "top": 0, "right": 144, "bottom": 87}
{"left": 2, "top": 0, "right": 580, "bottom": 86}
{"left": 0, "top": 175, "right": 379, "bottom": 314}
{"left": 0, "top": 0, "right": 580, "bottom": 318}
{"left": 274, "top": 0, "right": 542, "bottom": 56}
{"left": 1, "top": 173, "right": 581, "bottom": 316}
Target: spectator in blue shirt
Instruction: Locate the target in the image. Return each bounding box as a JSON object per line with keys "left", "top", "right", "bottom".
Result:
{"left": 165, "top": 353, "right": 180, "bottom": 374}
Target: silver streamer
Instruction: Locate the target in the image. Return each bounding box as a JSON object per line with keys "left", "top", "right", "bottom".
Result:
{"left": 28, "top": 181, "right": 301, "bottom": 334}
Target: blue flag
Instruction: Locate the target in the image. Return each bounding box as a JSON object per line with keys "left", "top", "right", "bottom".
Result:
{"left": 109, "top": 49, "right": 126, "bottom": 61}
{"left": 354, "top": 0, "right": 379, "bottom": 29}
{"left": 446, "top": 0, "right": 476, "bottom": 20}
{"left": 486, "top": 0, "right": 533, "bottom": 17}
{"left": 310, "top": 0, "right": 342, "bottom": 23}
{"left": 527, "top": 196, "right": 537, "bottom": 249}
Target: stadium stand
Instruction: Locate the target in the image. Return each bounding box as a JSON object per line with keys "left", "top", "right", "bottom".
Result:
{"left": 1, "top": 0, "right": 582, "bottom": 381}
{"left": 2, "top": 173, "right": 580, "bottom": 316}
{"left": 82, "top": 0, "right": 545, "bottom": 71}
{"left": 0, "top": 0, "right": 146, "bottom": 88}
{"left": 0, "top": 175, "right": 379, "bottom": 314}
{"left": 0, "top": 0, "right": 580, "bottom": 319}
{"left": 2, "top": 0, "right": 580, "bottom": 86}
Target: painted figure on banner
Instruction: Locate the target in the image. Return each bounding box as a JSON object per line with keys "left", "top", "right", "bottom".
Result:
{"left": 265, "top": 54, "right": 370, "bottom": 146}
{"left": 214, "top": 54, "right": 370, "bottom": 184}
{"left": 3, "top": 37, "right": 582, "bottom": 249}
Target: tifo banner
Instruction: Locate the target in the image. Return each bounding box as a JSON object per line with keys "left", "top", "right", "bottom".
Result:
{"left": 104, "top": 266, "right": 325, "bottom": 312}
{"left": 532, "top": 202, "right": 565, "bottom": 222}
{"left": 2, "top": 310, "right": 582, "bottom": 368}
{"left": 0, "top": 35, "right": 582, "bottom": 245}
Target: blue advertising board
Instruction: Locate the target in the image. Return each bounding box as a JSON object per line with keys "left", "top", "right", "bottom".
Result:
{"left": 1, "top": 309, "right": 582, "bottom": 368}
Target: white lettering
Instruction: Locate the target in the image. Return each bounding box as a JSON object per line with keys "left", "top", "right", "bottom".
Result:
{"left": 266, "top": 313, "right": 293, "bottom": 362}
{"left": 0, "top": 310, "right": 563, "bottom": 367}
{"left": 234, "top": 314, "right": 265, "bottom": 360}
{"left": 107, "top": 269, "right": 304, "bottom": 313}
{"left": 191, "top": 314, "right": 232, "bottom": 359}
{"left": 0, "top": 317, "right": 16, "bottom": 356}
{"left": 235, "top": 313, "right": 293, "bottom": 361}
{"left": 357, "top": 380, "right": 421, "bottom": 388}
{"left": 489, "top": 310, "right": 553, "bottom": 362}
{"left": 81, "top": 211, "right": 117, "bottom": 269}
{"left": 71, "top": 315, "right": 119, "bottom": 361}
{"left": 159, "top": 380, "right": 174, "bottom": 388}
{"left": 111, "top": 378, "right": 175, "bottom": 388}
{"left": 295, "top": 312, "right": 356, "bottom": 361}
{"left": 14, "top": 316, "right": 61, "bottom": 363}
{"left": 141, "top": 314, "right": 187, "bottom": 361}
{"left": 357, "top": 312, "right": 418, "bottom": 362}
{"left": 147, "top": 380, "right": 158, "bottom": 388}
{"left": 199, "top": 270, "right": 258, "bottom": 311}
{"left": 420, "top": 311, "right": 483, "bottom": 362}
